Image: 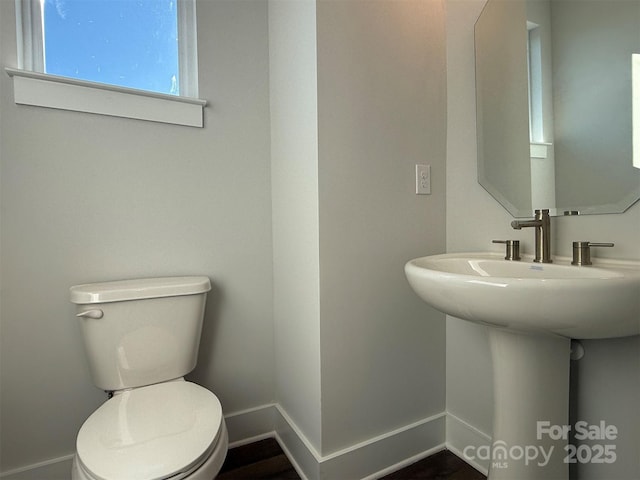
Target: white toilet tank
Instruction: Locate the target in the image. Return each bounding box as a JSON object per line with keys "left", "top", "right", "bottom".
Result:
{"left": 70, "top": 276, "right": 212, "bottom": 391}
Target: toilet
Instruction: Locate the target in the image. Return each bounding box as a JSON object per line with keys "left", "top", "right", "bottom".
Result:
{"left": 69, "top": 276, "right": 228, "bottom": 480}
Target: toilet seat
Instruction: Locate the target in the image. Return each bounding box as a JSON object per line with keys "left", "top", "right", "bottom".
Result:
{"left": 76, "top": 381, "right": 223, "bottom": 480}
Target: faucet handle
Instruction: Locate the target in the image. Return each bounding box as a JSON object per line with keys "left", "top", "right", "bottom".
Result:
{"left": 492, "top": 240, "right": 521, "bottom": 261}
{"left": 571, "top": 241, "right": 614, "bottom": 266}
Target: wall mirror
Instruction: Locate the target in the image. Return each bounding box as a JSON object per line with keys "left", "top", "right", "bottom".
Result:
{"left": 475, "top": 0, "right": 640, "bottom": 217}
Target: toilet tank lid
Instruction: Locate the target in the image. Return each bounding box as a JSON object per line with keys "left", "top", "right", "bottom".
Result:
{"left": 70, "top": 276, "right": 211, "bottom": 304}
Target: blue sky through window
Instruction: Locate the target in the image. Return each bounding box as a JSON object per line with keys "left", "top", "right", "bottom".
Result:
{"left": 42, "top": 0, "right": 180, "bottom": 95}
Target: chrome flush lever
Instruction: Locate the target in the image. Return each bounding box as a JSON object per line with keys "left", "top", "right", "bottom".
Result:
{"left": 492, "top": 240, "right": 521, "bottom": 261}
{"left": 76, "top": 309, "right": 104, "bottom": 319}
{"left": 571, "top": 242, "right": 614, "bottom": 266}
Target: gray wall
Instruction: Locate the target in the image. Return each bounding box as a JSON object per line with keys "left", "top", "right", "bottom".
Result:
{"left": 0, "top": 0, "right": 274, "bottom": 472}
{"left": 269, "top": 0, "right": 323, "bottom": 452}
{"left": 446, "top": 1, "right": 640, "bottom": 479}
{"left": 316, "top": 0, "right": 447, "bottom": 454}
{"left": 270, "top": 0, "right": 448, "bottom": 459}
{"left": 2, "top": 0, "right": 448, "bottom": 475}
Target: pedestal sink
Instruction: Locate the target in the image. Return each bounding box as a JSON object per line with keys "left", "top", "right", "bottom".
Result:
{"left": 404, "top": 252, "right": 640, "bottom": 480}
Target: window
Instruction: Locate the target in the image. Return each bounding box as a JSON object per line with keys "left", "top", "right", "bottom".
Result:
{"left": 8, "top": 0, "right": 205, "bottom": 127}
{"left": 526, "top": 21, "right": 543, "bottom": 144}
{"left": 43, "top": 0, "right": 180, "bottom": 95}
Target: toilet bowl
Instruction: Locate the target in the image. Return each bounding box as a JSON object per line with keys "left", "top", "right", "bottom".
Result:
{"left": 70, "top": 277, "right": 228, "bottom": 480}
{"left": 71, "top": 380, "right": 228, "bottom": 480}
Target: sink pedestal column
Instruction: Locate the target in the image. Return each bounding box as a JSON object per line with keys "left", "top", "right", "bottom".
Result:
{"left": 488, "top": 329, "right": 571, "bottom": 480}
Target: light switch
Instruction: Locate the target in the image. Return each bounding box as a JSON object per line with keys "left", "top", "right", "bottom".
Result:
{"left": 415, "top": 164, "right": 431, "bottom": 195}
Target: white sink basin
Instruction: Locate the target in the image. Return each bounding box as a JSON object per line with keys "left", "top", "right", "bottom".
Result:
{"left": 406, "top": 252, "right": 640, "bottom": 479}
{"left": 405, "top": 252, "right": 640, "bottom": 339}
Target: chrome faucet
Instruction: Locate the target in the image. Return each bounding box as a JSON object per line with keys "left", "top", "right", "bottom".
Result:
{"left": 511, "top": 209, "right": 552, "bottom": 263}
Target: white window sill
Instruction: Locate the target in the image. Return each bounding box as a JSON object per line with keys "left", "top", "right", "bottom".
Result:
{"left": 5, "top": 68, "right": 207, "bottom": 128}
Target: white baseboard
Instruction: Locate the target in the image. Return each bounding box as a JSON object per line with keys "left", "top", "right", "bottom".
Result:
{"left": 445, "top": 411, "right": 491, "bottom": 475}
{"left": 1, "top": 404, "right": 454, "bottom": 480}
{"left": 0, "top": 454, "right": 74, "bottom": 480}
{"left": 275, "top": 405, "right": 447, "bottom": 480}
{"left": 225, "top": 402, "right": 450, "bottom": 480}
{"left": 224, "top": 402, "right": 278, "bottom": 446}
{"left": 0, "top": 405, "right": 280, "bottom": 480}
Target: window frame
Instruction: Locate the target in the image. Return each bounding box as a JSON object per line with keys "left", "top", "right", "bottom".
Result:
{"left": 8, "top": 0, "right": 206, "bottom": 127}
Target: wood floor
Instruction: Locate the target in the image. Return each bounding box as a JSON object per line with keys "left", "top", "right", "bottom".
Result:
{"left": 218, "top": 438, "right": 299, "bottom": 479}
{"left": 218, "top": 438, "right": 486, "bottom": 480}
